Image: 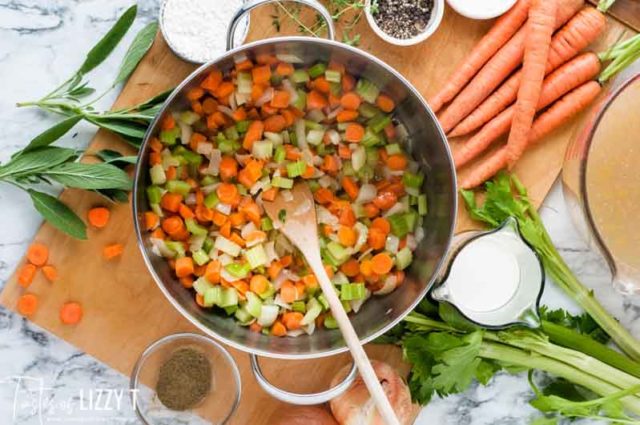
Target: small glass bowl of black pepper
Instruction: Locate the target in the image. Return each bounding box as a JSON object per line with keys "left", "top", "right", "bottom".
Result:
{"left": 365, "top": 0, "right": 444, "bottom": 46}
{"left": 130, "top": 333, "right": 241, "bottom": 425}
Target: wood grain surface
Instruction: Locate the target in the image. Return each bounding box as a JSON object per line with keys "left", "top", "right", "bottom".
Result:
{"left": 0, "top": 4, "right": 633, "bottom": 424}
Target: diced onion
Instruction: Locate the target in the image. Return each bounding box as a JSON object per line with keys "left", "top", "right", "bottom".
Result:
{"left": 217, "top": 105, "right": 234, "bottom": 118}
{"left": 355, "top": 183, "right": 377, "bottom": 204}
{"left": 282, "top": 79, "right": 298, "bottom": 104}
{"left": 317, "top": 206, "right": 339, "bottom": 226}
{"left": 295, "top": 119, "right": 307, "bottom": 150}
{"left": 196, "top": 142, "right": 213, "bottom": 156}
{"left": 216, "top": 203, "right": 232, "bottom": 215}
{"left": 325, "top": 129, "right": 340, "bottom": 145}
{"left": 206, "top": 149, "right": 222, "bottom": 176}
{"left": 326, "top": 106, "right": 343, "bottom": 121}
{"left": 385, "top": 235, "right": 400, "bottom": 254}
{"left": 375, "top": 275, "right": 397, "bottom": 295}
{"left": 241, "top": 222, "right": 258, "bottom": 239}
{"left": 178, "top": 121, "right": 192, "bottom": 145}
{"left": 189, "top": 234, "right": 206, "bottom": 252}
{"left": 383, "top": 202, "right": 407, "bottom": 218}
{"left": 281, "top": 190, "right": 294, "bottom": 202}
{"left": 255, "top": 87, "right": 274, "bottom": 107}
{"left": 185, "top": 193, "right": 197, "bottom": 206}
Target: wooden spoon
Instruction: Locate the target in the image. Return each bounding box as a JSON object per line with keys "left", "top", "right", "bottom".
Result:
{"left": 263, "top": 183, "right": 400, "bottom": 425}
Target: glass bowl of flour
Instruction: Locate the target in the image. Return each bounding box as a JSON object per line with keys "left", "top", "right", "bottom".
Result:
{"left": 160, "top": 0, "right": 249, "bottom": 63}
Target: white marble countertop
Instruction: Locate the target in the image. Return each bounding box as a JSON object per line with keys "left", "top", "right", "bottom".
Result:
{"left": 0, "top": 1, "right": 637, "bottom": 424}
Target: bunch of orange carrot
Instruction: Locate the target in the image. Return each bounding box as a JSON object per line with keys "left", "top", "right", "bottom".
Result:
{"left": 430, "top": 0, "right": 639, "bottom": 188}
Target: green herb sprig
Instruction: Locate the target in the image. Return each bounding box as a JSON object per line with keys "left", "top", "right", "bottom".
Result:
{"left": 6, "top": 4, "right": 164, "bottom": 239}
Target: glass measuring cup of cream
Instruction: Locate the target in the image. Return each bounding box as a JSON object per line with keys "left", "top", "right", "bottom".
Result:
{"left": 563, "top": 59, "right": 640, "bottom": 294}
{"left": 431, "top": 217, "right": 544, "bottom": 328}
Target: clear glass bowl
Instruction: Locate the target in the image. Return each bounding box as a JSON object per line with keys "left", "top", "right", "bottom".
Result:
{"left": 130, "top": 333, "right": 241, "bottom": 425}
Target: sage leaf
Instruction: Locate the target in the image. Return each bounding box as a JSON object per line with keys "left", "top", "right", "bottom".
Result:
{"left": 78, "top": 5, "right": 137, "bottom": 75}
{"left": 22, "top": 115, "right": 83, "bottom": 153}
{"left": 114, "top": 21, "right": 158, "bottom": 85}
{"left": 0, "top": 147, "right": 77, "bottom": 179}
{"left": 28, "top": 189, "right": 87, "bottom": 240}
{"left": 86, "top": 117, "right": 148, "bottom": 139}
{"left": 94, "top": 149, "right": 138, "bottom": 166}
{"left": 132, "top": 87, "right": 173, "bottom": 111}
{"left": 44, "top": 163, "right": 132, "bottom": 190}
{"left": 96, "top": 188, "right": 130, "bottom": 203}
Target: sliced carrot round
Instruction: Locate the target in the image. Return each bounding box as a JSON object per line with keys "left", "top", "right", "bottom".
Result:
{"left": 87, "top": 207, "right": 110, "bottom": 229}
{"left": 18, "top": 294, "right": 38, "bottom": 317}
{"left": 60, "top": 302, "right": 83, "bottom": 325}
{"left": 27, "top": 243, "right": 49, "bottom": 266}
{"left": 371, "top": 253, "right": 394, "bottom": 275}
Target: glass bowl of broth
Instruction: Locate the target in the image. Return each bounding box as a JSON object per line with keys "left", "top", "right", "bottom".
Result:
{"left": 562, "top": 58, "right": 640, "bottom": 294}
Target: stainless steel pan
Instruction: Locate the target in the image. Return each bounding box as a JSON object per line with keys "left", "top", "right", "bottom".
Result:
{"left": 133, "top": 0, "right": 456, "bottom": 404}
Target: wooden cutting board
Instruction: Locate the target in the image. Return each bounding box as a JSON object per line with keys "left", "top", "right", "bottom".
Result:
{"left": 588, "top": 0, "right": 640, "bottom": 32}
{"left": 0, "top": 6, "right": 632, "bottom": 424}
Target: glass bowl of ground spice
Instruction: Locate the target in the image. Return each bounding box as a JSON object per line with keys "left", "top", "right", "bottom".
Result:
{"left": 130, "top": 333, "right": 241, "bottom": 425}
{"left": 365, "top": 0, "right": 444, "bottom": 46}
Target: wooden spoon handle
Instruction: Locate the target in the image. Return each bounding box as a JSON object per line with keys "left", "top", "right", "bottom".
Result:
{"left": 306, "top": 251, "right": 401, "bottom": 425}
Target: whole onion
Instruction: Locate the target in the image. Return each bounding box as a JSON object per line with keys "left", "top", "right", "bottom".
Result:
{"left": 330, "top": 361, "right": 415, "bottom": 425}
{"left": 270, "top": 406, "right": 338, "bottom": 425}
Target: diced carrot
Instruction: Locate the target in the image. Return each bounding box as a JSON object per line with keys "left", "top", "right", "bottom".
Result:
{"left": 231, "top": 280, "right": 249, "bottom": 296}
{"left": 345, "top": 123, "right": 365, "bottom": 143}
{"left": 371, "top": 217, "right": 391, "bottom": 234}
{"left": 252, "top": 65, "right": 272, "bottom": 85}
{"left": 386, "top": 154, "right": 407, "bottom": 170}
{"left": 220, "top": 221, "right": 232, "bottom": 238}
{"left": 302, "top": 274, "right": 318, "bottom": 291}
{"left": 179, "top": 204, "right": 195, "bottom": 220}
{"left": 250, "top": 322, "right": 263, "bottom": 333}
{"left": 230, "top": 232, "right": 245, "bottom": 247}
{"left": 191, "top": 101, "right": 204, "bottom": 115}
{"left": 264, "top": 114, "right": 287, "bottom": 132}
{"left": 235, "top": 59, "right": 254, "bottom": 71}
{"left": 282, "top": 311, "right": 304, "bottom": 330}
{"left": 314, "top": 187, "right": 334, "bottom": 205}
{"left": 229, "top": 212, "right": 246, "bottom": 227}
{"left": 202, "top": 97, "right": 218, "bottom": 114}
{"left": 212, "top": 211, "right": 228, "bottom": 227}
{"left": 360, "top": 259, "right": 374, "bottom": 277}
{"left": 340, "top": 258, "right": 360, "bottom": 277}
{"left": 60, "top": 302, "right": 83, "bottom": 325}
{"left": 205, "top": 260, "right": 221, "bottom": 284}
{"left": 239, "top": 200, "right": 262, "bottom": 225}
{"left": 321, "top": 155, "right": 340, "bottom": 175}
{"left": 214, "top": 81, "right": 234, "bottom": 98}
{"left": 373, "top": 191, "right": 397, "bottom": 210}
{"left": 17, "top": 293, "right": 38, "bottom": 316}
{"left": 243, "top": 120, "right": 264, "bottom": 150}
{"left": 337, "top": 110, "right": 359, "bottom": 123}
{"left": 376, "top": 94, "right": 396, "bottom": 112}
{"left": 342, "top": 73, "right": 355, "bottom": 92}
{"left": 103, "top": 243, "right": 124, "bottom": 260}
{"left": 149, "top": 152, "right": 161, "bottom": 166}
{"left": 195, "top": 293, "right": 206, "bottom": 307}
{"left": 175, "top": 257, "right": 194, "bottom": 278}
{"left": 160, "top": 193, "right": 183, "bottom": 213}
{"left": 338, "top": 226, "right": 357, "bottom": 247}
{"left": 367, "top": 228, "right": 387, "bottom": 250}
{"left": 276, "top": 62, "right": 294, "bottom": 76}
{"left": 271, "top": 320, "right": 287, "bottom": 336}
{"left": 338, "top": 144, "right": 352, "bottom": 159}
{"left": 189, "top": 132, "right": 207, "bottom": 151}
{"left": 201, "top": 69, "right": 223, "bottom": 92}
{"left": 27, "top": 242, "right": 49, "bottom": 266}
{"left": 250, "top": 274, "right": 269, "bottom": 294}
{"left": 313, "top": 76, "right": 331, "bottom": 93}
{"left": 42, "top": 265, "right": 58, "bottom": 283}
{"left": 307, "top": 90, "right": 328, "bottom": 110}
{"left": 341, "top": 176, "right": 359, "bottom": 200}
{"left": 372, "top": 253, "right": 394, "bottom": 275}
{"left": 151, "top": 228, "right": 166, "bottom": 240}
{"left": 160, "top": 114, "right": 175, "bottom": 131}
{"left": 216, "top": 183, "right": 240, "bottom": 205}
{"left": 302, "top": 164, "right": 315, "bottom": 179}
{"left": 363, "top": 203, "right": 380, "bottom": 218}
{"left": 256, "top": 53, "right": 277, "bottom": 65}
{"left": 18, "top": 264, "right": 37, "bottom": 288}
{"left": 271, "top": 90, "right": 291, "bottom": 109}
{"left": 261, "top": 187, "right": 278, "bottom": 202}
{"left": 384, "top": 123, "right": 397, "bottom": 140}
{"left": 268, "top": 261, "right": 283, "bottom": 280}
{"left": 340, "top": 92, "right": 362, "bottom": 110}
{"left": 219, "top": 156, "right": 238, "bottom": 181}
{"left": 280, "top": 281, "right": 298, "bottom": 303}
{"left": 149, "top": 137, "right": 163, "bottom": 152}
{"left": 339, "top": 206, "right": 356, "bottom": 226}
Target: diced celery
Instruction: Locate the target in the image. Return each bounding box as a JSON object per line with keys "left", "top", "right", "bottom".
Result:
{"left": 318, "top": 293, "right": 329, "bottom": 310}
{"left": 325, "top": 69, "right": 341, "bottom": 83}
{"left": 246, "top": 292, "right": 263, "bottom": 318}
{"left": 327, "top": 241, "right": 350, "bottom": 265}
{"left": 200, "top": 175, "right": 217, "bottom": 186}
{"left": 193, "top": 276, "right": 214, "bottom": 295}
{"left": 292, "top": 300, "right": 306, "bottom": 313}
{"left": 235, "top": 306, "right": 253, "bottom": 324}
{"left": 252, "top": 140, "right": 273, "bottom": 159}
{"left": 204, "top": 192, "right": 219, "bottom": 208}
{"left": 181, "top": 150, "right": 202, "bottom": 166}
{"left": 331, "top": 272, "right": 349, "bottom": 286}
{"left": 150, "top": 203, "right": 163, "bottom": 217}
{"left": 292, "top": 69, "right": 310, "bottom": 84}
{"left": 340, "top": 283, "right": 366, "bottom": 301}
{"left": 272, "top": 176, "right": 294, "bottom": 189}
{"left": 245, "top": 244, "right": 267, "bottom": 269}
{"left": 360, "top": 129, "right": 381, "bottom": 147}
{"left": 306, "top": 129, "right": 325, "bottom": 145}
{"left": 286, "top": 160, "right": 307, "bottom": 178}
{"left": 308, "top": 180, "right": 320, "bottom": 192}
{"left": 366, "top": 147, "right": 379, "bottom": 165}
{"left": 146, "top": 186, "right": 163, "bottom": 204}
{"left": 150, "top": 164, "right": 166, "bottom": 185}
{"left": 218, "top": 140, "right": 234, "bottom": 154}
{"left": 396, "top": 247, "right": 413, "bottom": 270}
{"left": 418, "top": 194, "right": 428, "bottom": 216}
{"left": 214, "top": 236, "right": 242, "bottom": 257}
{"left": 165, "top": 241, "right": 186, "bottom": 258}
{"left": 219, "top": 287, "right": 239, "bottom": 308}
{"left": 358, "top": 103, "right": 380, "bottom": 118}
{"left": 385, "top": 143, "right": 402, "bottom": 156}
{"left": 236, "top": 120, "right": 250, "bottom": 133}
{"left": 203, "top": 286, "right": 222, "bottom": 307}
{"left": 186, "top": 218, "right": 208, "bottom": 236}
{"left": 405, "top": 211, "right": 418, "bottom": 232}
{"left": 308, "top": 63, "right": 327, "bottom": 79}
{"left": 224, "top": 125, "right": 239, "bottom": 140}
{"left": 159, "top": 127, "right": 180, "bottom": 145}
{"left": 202, "top": 237, "right": 214, "bottom": 253}
{"left": 351, "top": 146, "right": 366, "bottom": 171}
{"left": 224, "top": 305, "right": 238, "bottom": 315}
{"left": 292, "top": 89, "right": 306, "bottom": 110}
{"left": 237, "top": 71, "right": 253, "bottom": 94}
{"left": 389, "top": 213, "right": 410, "bottom": 238}
{"left": 356, "top": 78, "right": 380, "bottom": 103}
{"left": 258, "top": 283, "right": 275, "bottom": 300}
{"left": 166, "top": 180, "right": 191, "bottom": 195}
{"left": 342, "top": 160, "right": 355, "bottom": 176}
{"left": 301, "top": 298, "right": 322, "bottom": 325}
{"left": 179, "top": 111, "right": 201, "bottom": 125}
{"left": 225, "top": 262, "right": 251, "bottom": 279}
{"left": 258, "top": 304, "right": 279, "bottom": 326}
{"left": 274, "top": 145, "right": 286, "bottom": 164}
{"left": 403, "top": 172, "right": 424, "bottom": 189}
{"left": 368, "top": 114, "right": 391, "bottom": 133}
{"left": 324, "top": 314, "right": 338, "bottom": 329}
{"left": 192, "top": 249, "right": 210, "bottom": 266}
{"left": 261, "top": 217, "right": 273, "bottom": 231}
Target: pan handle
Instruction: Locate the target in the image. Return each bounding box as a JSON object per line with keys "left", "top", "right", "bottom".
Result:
{"left": 226, "top": 0, "right": 336, "bottom": 50}
{"left": 250, "top": 354, "right": 357, "bottom": 405}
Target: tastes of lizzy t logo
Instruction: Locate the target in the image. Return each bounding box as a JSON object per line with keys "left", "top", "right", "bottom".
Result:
{"left": 0, "top": 376, "right": 139, "bottom": 423}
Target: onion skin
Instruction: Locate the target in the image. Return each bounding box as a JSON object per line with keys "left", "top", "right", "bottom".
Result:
{"left": 270, "top": 406, "right": 339, "bottom": 425}
{"left": 330, "top": 361, "right": 415, "bottom": 425}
